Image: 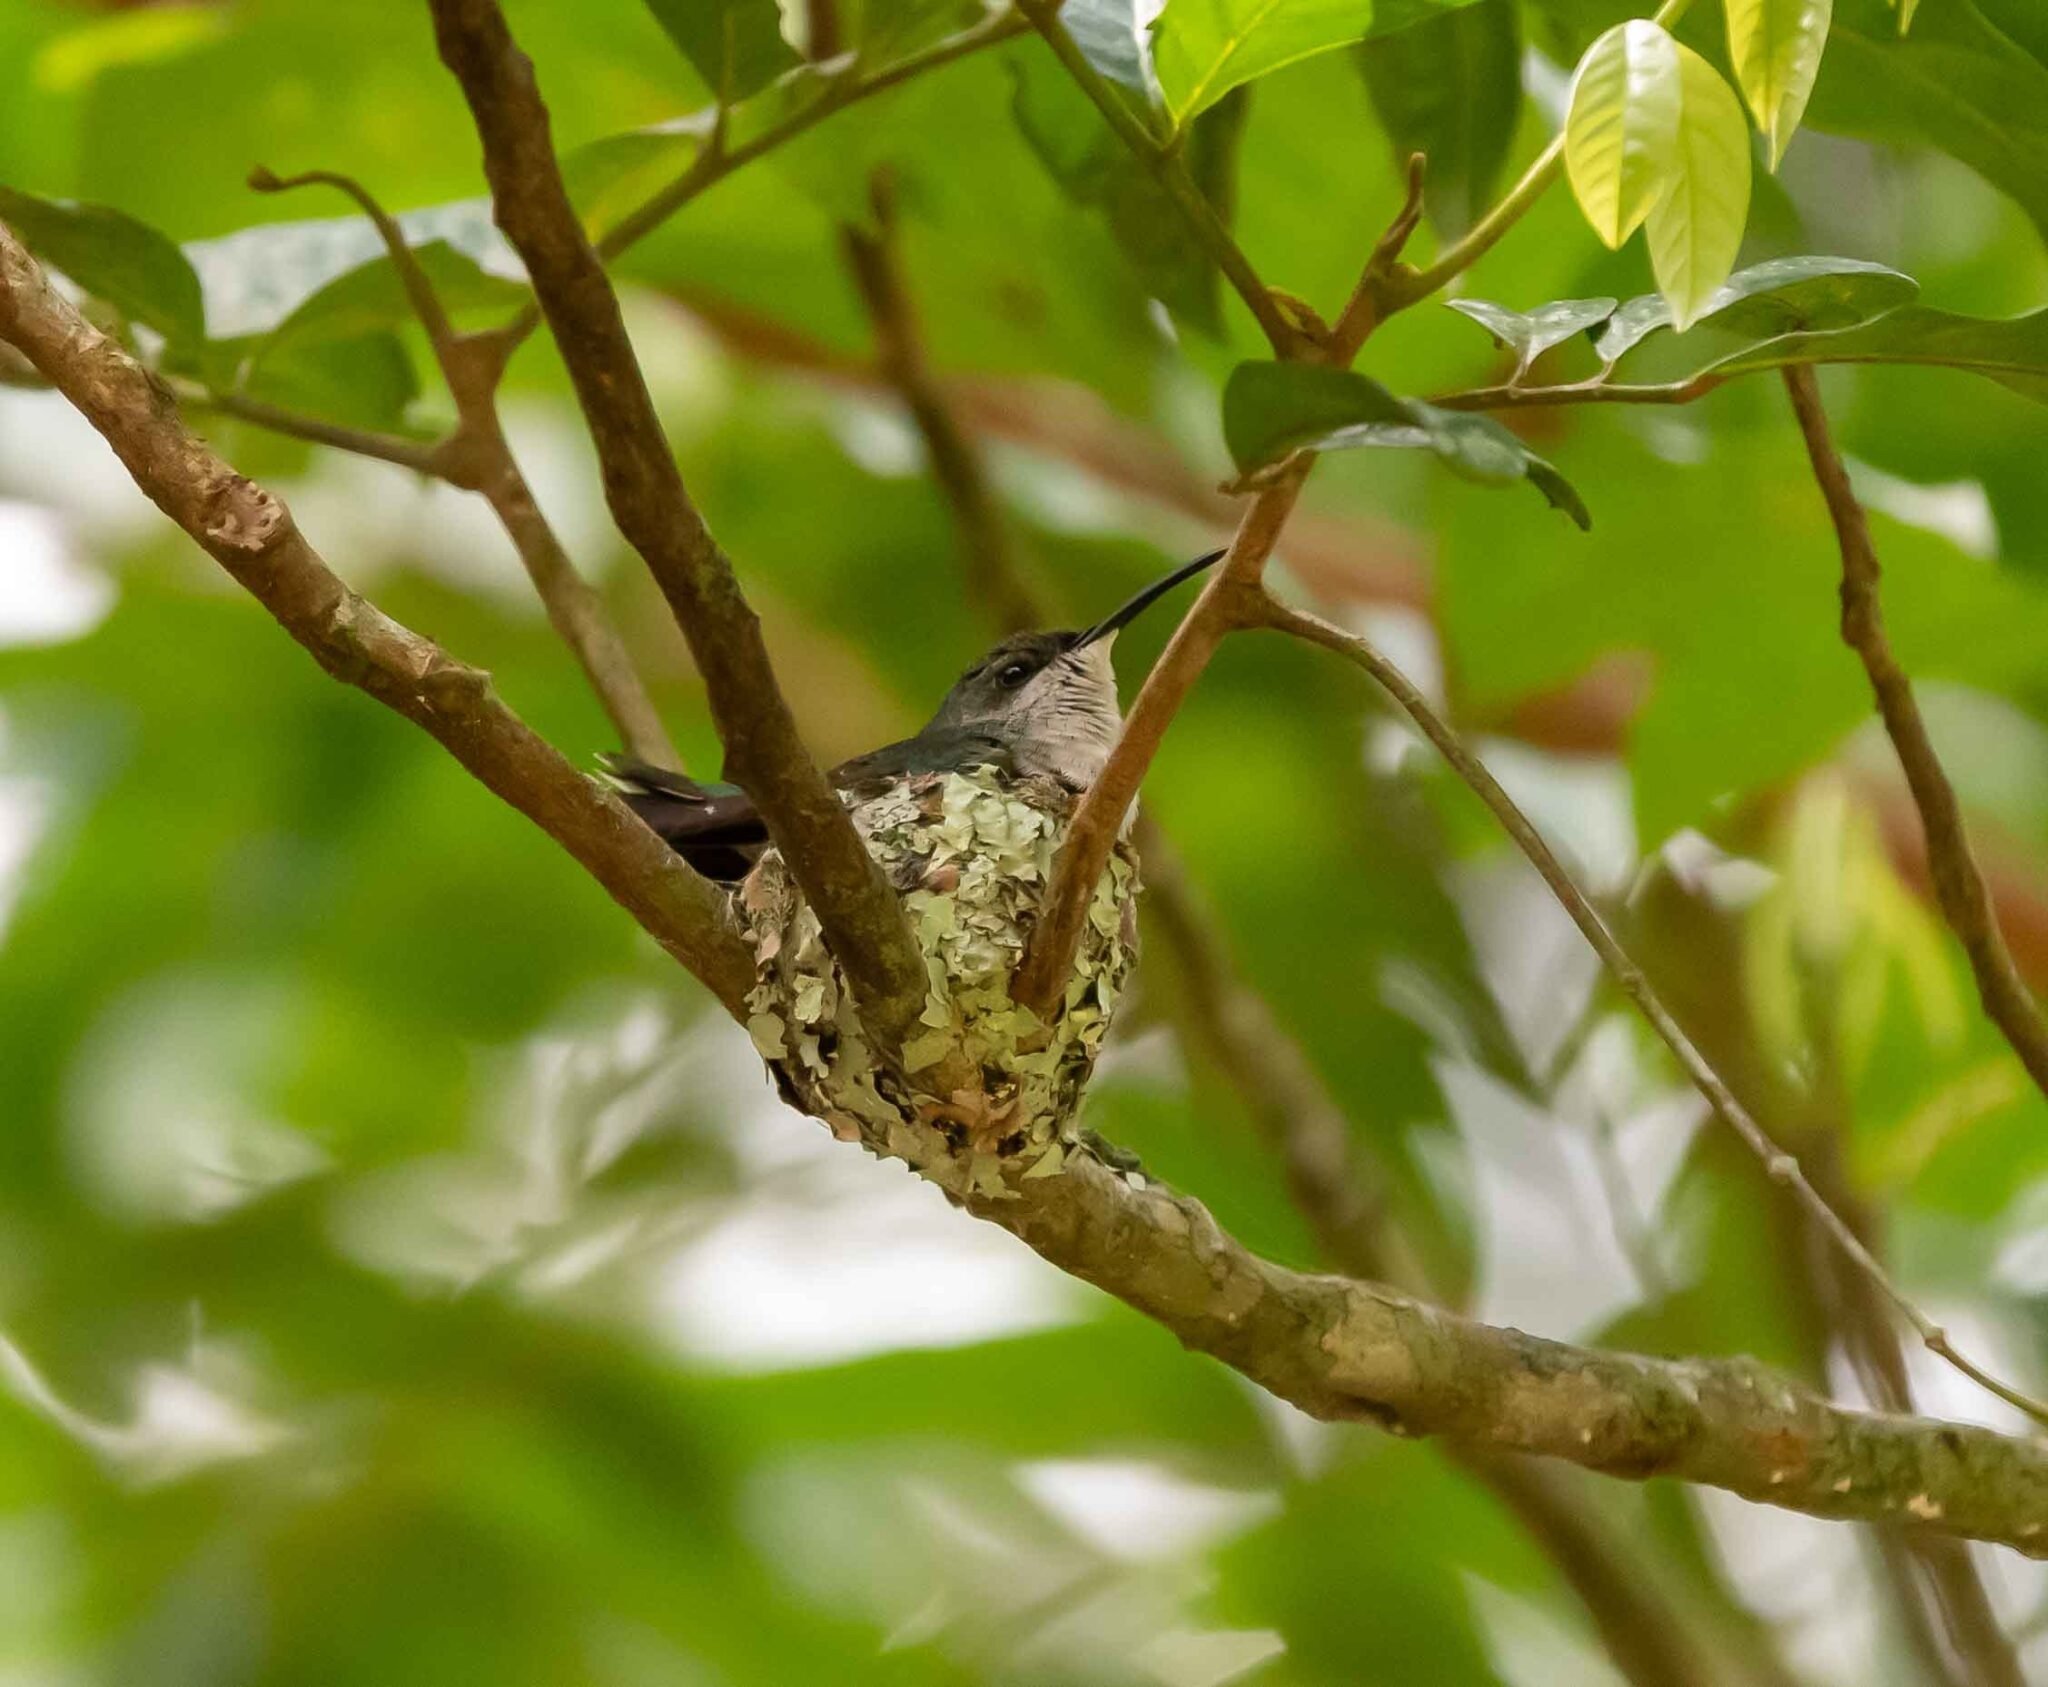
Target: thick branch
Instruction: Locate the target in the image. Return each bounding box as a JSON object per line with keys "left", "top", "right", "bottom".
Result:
{"left": 1782, "top": 366, "right": 2048, "bottom": 1104}
{"left": 1260, "top": 596, "right": 2048, "bottom": 1430}
{"left": 0, "top": 217, "right": 753, "bottom": 1015}
{"left": 428, "top": 0, "right": 928, "bottom": 1044}
{"left": 963, "top": 1147, "right": 2048, "bottom": 1558}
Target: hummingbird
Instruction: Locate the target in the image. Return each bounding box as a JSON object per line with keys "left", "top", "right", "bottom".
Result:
{"left": 606, "top": 548, "right": 1224, "bottom": 881}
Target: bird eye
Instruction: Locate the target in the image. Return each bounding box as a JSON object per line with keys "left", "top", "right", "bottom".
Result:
{"left": 996, "top": 661, "right": 1032, "bottom": 689}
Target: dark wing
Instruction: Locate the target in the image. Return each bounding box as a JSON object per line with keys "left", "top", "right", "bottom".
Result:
{"left": 831, "top": 728, "right": 1015, "bottom": 789}
{"left": 601, "top": 755, "right": 766, "bottom": 884}
{"left": 603, "top": 730, "right": 1015, "bottom": 883}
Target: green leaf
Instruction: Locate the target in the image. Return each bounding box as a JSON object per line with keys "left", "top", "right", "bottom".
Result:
{"left": 262, "top": 240, "right": 531, "bottom": 358}
{"left": 1592, "top": 253, "right": 1918, "bottom": 362}
{"left": 1446, "top": 295, "right": 1619, "bottom": 376}
{"left": 1707, "top": 304, "right": 2048, "bottom": 400}
{"left": 1223, "top": 360, "right": 1590, "bottom": 526}
{"left": 1726, "top": 0, "right": 1833, "bottom": 166}
{"left": 1810, "top": 0, "right": 2048, "bottom": 239}
{"left": 1010, "top": 52, "right": 1225, "bottom": 333}
{"left": 1355, "top": 0, "right": 1521, "bottom": 238}
{"left": 639, "top": 0, "right": 799, "bottom": 103}
{"left": 184, "top": 202, "right": 521, "bottom": 341}
{"left": 242, "top": 330, "right": 421, "bottom": 431}
{"left": 1062, "top": 0, "right": 1156, "bottom": 92}
{"left": 1152, "top": 0, "right": 1481, "bottom": 128}
{"left": 562, "top": 116, "right": 714, "bottom": 243}
{"left": 1564, "top": 19, "right": 1683, "bottom": 248}
{"left": 0, "top": 185, "right": 204, "bottom": 349}
{"left": 1642, "top": 45, "right": 1753, "bottom": 329}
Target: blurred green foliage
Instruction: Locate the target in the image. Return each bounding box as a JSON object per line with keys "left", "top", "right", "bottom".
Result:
{"left": 3, "top": 0, "right": 2048, "bottom": 1682}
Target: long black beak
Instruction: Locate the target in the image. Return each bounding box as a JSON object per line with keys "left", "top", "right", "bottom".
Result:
{"left": 1073, "top": 548, "right": 1227, "bottom": 649}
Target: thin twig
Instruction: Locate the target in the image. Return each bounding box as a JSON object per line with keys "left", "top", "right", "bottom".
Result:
{"left": 839, "top": 172, "right": 1040, "bottom": 634}
{"left": 249, "top": 166, "right": 461, "bottom": 349}
{"left": 1430, "top": 373, "right": 1727, "bottom": 411}
{"left": 1329, "top": 153, "right": 1426, "bottom": 358}
{"left": 239, "top": 165, "right": 680, "bottom": 765}
{"left": 1782, "top": 365, "right": 2048, "bottom": 1104}
{"left": 1258, "top": 594, "right": 2048, "bottom": 1430}
{"left": 430, "top": 0, "right": 930, "bottom": 1048}
{"left": 176, "top": 380, "right": 449, "bottom": 474}
{"left": 1014, "top": 0, "right": 1307, "bottom": 359}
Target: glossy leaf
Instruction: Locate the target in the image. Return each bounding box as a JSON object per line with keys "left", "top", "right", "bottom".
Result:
{"left": 1564, "top": 19, "right": 1682, "bottom": 248}
{"left": 1010, "top": 50, "right": 1225, "bottom": 334}
{"left": 1812, "top": 0, "right": 2048, "bottom": 237}
{"left": 1641, "top": 44, "right": 1753, "bottom": 328}
{"left": 1726, "top": 0, "right": 1833, "bottom": 166}
{"left": 0, "top": 185, "right": 204, "bottom": 348}
{"left": 183, "top": 202, "right": 522, "bottom": 341}
{"left": 1223, "top": 359, "right": 1591, "bottom": 526}
{"left": 1447, "top": 295, "right": 1619, "bottom": 375}
{"left": 1355, "top": 0, "right": 1521, "bottom": 237}
{"left": 1152, "top": 0, "right": 1480, "bottom": 128}
{"left": 1708, "top": 304, "right": 2048, "bottom": 400}
{"left": 1592, "top": 253, "right": 1916, "bottom": 362}
{"left": 640, "top": 0, "right": 799, "bottom": 103}
{"left": 1062, "top": 0, "right": 1156, "bottom": 92}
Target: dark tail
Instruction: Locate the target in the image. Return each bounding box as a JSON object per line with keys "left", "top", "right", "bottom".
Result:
{"left": 599, "top": 755, "right": 767, "bottom": 884}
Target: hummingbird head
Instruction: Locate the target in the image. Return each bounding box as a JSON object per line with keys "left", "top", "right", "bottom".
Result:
{"left": 923, "top": 548, "right": 1225, "bottom": 789}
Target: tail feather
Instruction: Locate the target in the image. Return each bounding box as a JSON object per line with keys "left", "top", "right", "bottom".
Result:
{"left": 599, "top": 754, "right": 766, "bottom": 884}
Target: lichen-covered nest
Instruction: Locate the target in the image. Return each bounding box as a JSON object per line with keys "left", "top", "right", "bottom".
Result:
{"left": 736, "top": 767, "right": 1138, "bottom": 1197}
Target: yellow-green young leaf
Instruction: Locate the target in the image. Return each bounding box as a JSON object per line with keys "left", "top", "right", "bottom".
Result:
{"left": 1151, "top": 0, "right": 1376, "bottom": 127}
{"left": 1892, "top": 0, "right": 1919, "bottom": 34}
{"left": 1564, "top": 20, "right": 1683, "bottom": 249}
{"left": 1726, "top": 0, "right": 1832, "bottom": 167}
{"left": 1644, "top": 47, "right": 1753, "bottom": 329}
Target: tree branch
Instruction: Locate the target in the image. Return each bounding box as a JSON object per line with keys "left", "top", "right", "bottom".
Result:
{"left": 428, "top": 0, "right": 930, "bottom": 1046}
{"left": 243, "top": 164, "right": 680, "bottom": 767}
{"left": 1782, "top": 365, "right": 2048, "bottom": 1105}
{"left": 1256, "top": 595, "right": 2048, "bottom": 1430}
{"left": 0, "top": 217, "right": 754, "bottom": 1016}
{"left": 963, "top": 1145, "right": 2048, "bottom": 1558}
